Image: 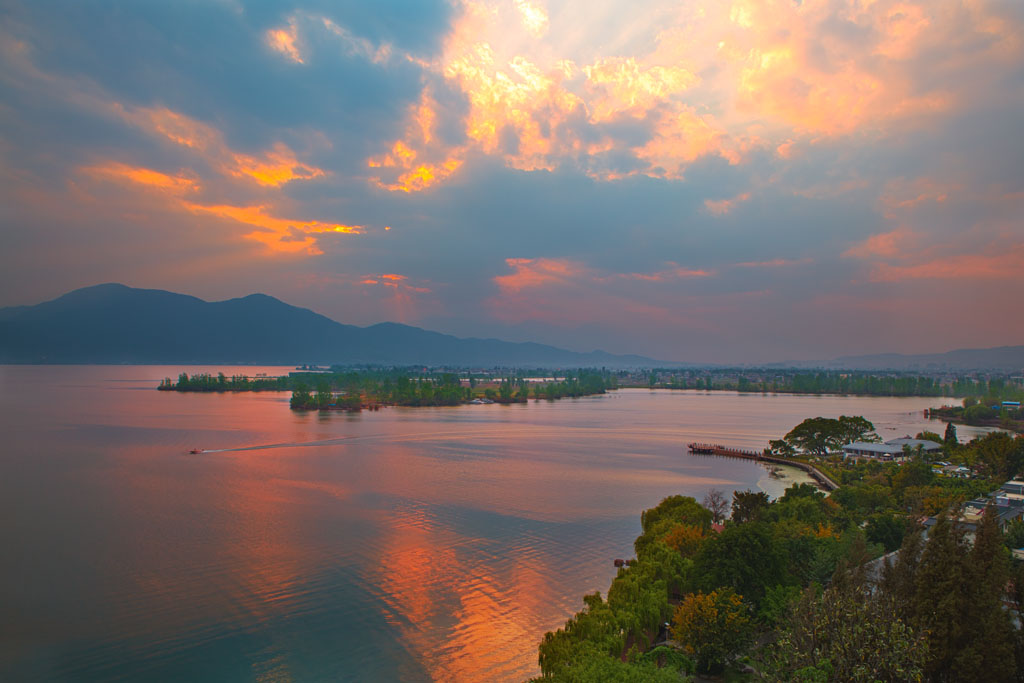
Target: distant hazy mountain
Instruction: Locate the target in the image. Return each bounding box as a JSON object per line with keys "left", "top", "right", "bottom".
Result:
{"left": 0, "top": 284, "right": 663, "bottom": 367}
{"left": 775, "top": 346, "right": 1024, "bottom": 371}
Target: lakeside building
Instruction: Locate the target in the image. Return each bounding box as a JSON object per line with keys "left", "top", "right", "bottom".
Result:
{"left": 869, "top": 479, "right": 1024, "bottom": 587}
{"left": 923, "top": 479, "right": 1024, "bottom": 538}
{"left": 841, "top": 437, "right": 943, "bottom": 462}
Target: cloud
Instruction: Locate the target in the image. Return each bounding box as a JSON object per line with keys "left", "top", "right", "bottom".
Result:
{"left": 735, "top": 258, "right": 812, "bottom": 268}
{"left": 368, "top": 0, "right": 1024, "bottom": 191}
{"left": 843, "top": 229, "right": 919, "bottom": 260}
{"left": 2, "top": 0, "right": 1023, "bottom": 362}
{"left": 866, "top": 247, "right": 1024, "bottom": 282}
{"left": 704, "top": 192, "right": 751, "bottom": 215}
{"left": 493, "top": 257, "right": 582, "bottom": 293}
{"left": 114, "top": 104, "right": 325, "bottom": 187}
{"left": 81, "top": 162, "right": 200, "bottom": 193}
{"left": 267, "top": 19, "right": 304, "bottom": 64}
{"left": 486, "top": 257, "right": 720, "bottom": 328}
{"left": 514, "top": 0, "right": 549, "bottom": 38}
{"left": 184, "top": 203, "right": 362, "bottom": 255}
{"left": 78, "top": 160, "right": 361, "bottom": 255}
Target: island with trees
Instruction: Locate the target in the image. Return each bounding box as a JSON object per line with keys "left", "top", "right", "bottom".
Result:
{"left": 928, "top": 396, "right": 1024, "bottom": 434}
{"left": 623, "top": 367, "right": 1024, "bottom": 402}
{"left": 157, "top": 367, "right": 617, "bottom": 411}
{"left": 533, "top": 417, "right": 1024, "bottom": 681}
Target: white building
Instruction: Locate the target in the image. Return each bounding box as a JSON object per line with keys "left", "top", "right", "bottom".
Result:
{"left": 841, "top": 437, "right": 943, "bottom": 462}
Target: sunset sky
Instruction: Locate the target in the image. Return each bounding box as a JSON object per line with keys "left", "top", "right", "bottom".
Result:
{"left": 1, "top": 0, "right": 1022, "bottom": 363}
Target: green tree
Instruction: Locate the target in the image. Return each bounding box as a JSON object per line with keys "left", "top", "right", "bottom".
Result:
{"left": 766, "top": 568, "right": 926, "bottom": 682}
{"left": 836, "top": 415, "right": 879, "bottom": 444}
{"left": 944, "top": 421, "right": 958, "bottom": 446}
{"left": 636, "top": 495, "right": 711, "bottom": 559}
{"left": 972, "top": 432, "right": 1023, "bottom": 480}
{"left": 692, "top": 522, "right": 786, "bottom": 607}
{"left": 955, "top": 505, "right": 1015, "bottom": 681}
{"left": 964, "top": 403, "right": 995, "bottom": 424}
{"left": 913, "top": 514, "right": 969, "bottom": 680}
{"left": 671, "top": 588, "right": 751, "bottom": 674}
{"left": 315, "top": 381, "right": 333, "bottom": 409}
{"left": 290, "top": 382, "right": 313, "bottom": 410}
{"left": 891, "top": 460, "right": 935, "bottom": 500}
{"left": 767, "top": 439, "right": 796, "bottom": 457}
{"left": 731, "top": 490, "right": 770, "bottom": 524}
{"left": 784, "top": 417, "right": 839, "bottom": 455}
{"left": 865, "top": 513, "right": 906, "bottom": 553}
{"left": 879, "top": 528, "right": 924, "bottom": 623}
{"left": 783, "top": 417, "right": 870, "bottom": 456}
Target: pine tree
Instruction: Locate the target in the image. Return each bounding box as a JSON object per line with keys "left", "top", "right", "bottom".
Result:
{"left": 944, "top": 421, "right": 958, "bottom": 446}
{"left": 913, "top": 514, "right": 968, "bottom": 681}
{"left": 955, "top": 505, "right": 1015, "bottom": 681}
{"left": 880, "top": 527, "right": 924, "bottom": 624}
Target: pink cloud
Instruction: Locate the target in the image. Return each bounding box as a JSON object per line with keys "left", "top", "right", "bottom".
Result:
{"left": 612, "top": 265, "right": 715, "bottom": 282}
{"left": 493, "top": 258, "right": 582, "bottom": 293}
{"left": 704, "top": 192, "right": 751, "bottom": 215}
{"left": 735, "top": 257, "right": 812, "bottom": 268}
{"left": 487, "top": 257, "right": 723, "bottom": 328}
{"left": 867, "top": 246, "right": 1024, "bottom": 282}
{"left": 842, "top": 229, "right": 918, "bottom": 260}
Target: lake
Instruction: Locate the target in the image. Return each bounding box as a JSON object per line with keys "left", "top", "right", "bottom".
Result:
{"left": 0, "top": 366, "right": 981, "bottom": 681}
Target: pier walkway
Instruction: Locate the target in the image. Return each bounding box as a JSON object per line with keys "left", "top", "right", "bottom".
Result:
{"left": 686, "top": 442, "right": 840, "bottom": 492}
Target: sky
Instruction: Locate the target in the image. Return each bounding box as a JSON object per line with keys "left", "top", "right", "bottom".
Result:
{"left": 1, "top": 0, "right": 1022, "bottom": 364}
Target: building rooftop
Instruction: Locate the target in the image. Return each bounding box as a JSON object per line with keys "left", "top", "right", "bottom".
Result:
{"left": 842, "top": 442, "right": 904, "bottom": 455}
{"left": 885, "top": 437, "right": 943, "bottom": 451}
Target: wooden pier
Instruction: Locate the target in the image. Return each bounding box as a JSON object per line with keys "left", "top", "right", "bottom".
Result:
{"left": 686, "top": 442, "right": 839, "bottom": 491}
{"left": 687, "top": 443, "right": 763, "bottom": 458}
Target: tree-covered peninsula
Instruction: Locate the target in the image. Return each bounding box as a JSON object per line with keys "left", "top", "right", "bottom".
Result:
{"left": 534, "top": 422, "right": 1024, "bottom": 681}
{"left": 627, "top": 367, "right": 1024, "bottom": 401}
{"left": 158, "top": 368, "right": 617, "bottom": 411}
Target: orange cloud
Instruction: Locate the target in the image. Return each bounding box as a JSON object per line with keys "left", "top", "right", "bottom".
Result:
{"left": 80, "top": 162, "right": 199, "bottom": 194}
{"left": 366, "top": 0, "right": 1021, "bottom": 191}
{"left": 358, "top": 273, "right": 432, "bottom": 294}
{"left": 115, "top": 104, "right": 324, "bottom": 187}
{"left": 184, "top": 203, "right": 362, "bottom": 255}
{"left": 79, "top": 160, "right": 359, "bottom": 255}
{"left": 367, "top": 91, "right": 467, "bottom": 192}
{"left": 230, "top": 143, "right": 324, "bottom": 187}
{"left": 583, "top": 57, "right": 698, "bottom": 122}
{"left": 514, "top": 0, "right": 549, "bottom": 37}
{"left": 266, "top": 20, "right": 303, "bottom": 63}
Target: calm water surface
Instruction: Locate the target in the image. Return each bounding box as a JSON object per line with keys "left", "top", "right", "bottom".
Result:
{"left": 0, "top": 366, "right": 978, "bottom": 681}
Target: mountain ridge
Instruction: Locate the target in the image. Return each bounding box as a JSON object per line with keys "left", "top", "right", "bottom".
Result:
{"left": 0, "top": 283, "right": 666, "bottom": 367}
{"left": 769, "top": 346, "right": 1024, "bottom": 371}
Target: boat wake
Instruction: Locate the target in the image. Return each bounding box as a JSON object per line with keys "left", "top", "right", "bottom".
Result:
{"left": 185, "top": 427, "right": 519, "bottom": 456}
{"left": 187, "top": 436, "right": 361, "bottom": 454}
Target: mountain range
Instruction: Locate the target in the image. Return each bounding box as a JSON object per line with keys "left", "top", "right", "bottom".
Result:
{"left": 2, "top": 284, "right": 1021, "bottom": 370}
{"left": 0, "top": 284, "right": 664, "bottom": 367}
{"left": 803, "top": 347, "right": 1024, "bottom": 372}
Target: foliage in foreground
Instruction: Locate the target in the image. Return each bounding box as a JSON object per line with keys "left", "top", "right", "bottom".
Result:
{"left": 533, "top": 420, "right": 1024, "bottom": 682}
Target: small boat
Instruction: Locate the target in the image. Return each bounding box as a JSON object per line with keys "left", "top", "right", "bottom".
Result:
{"left": 189, "top": 448, "right": 203, "bottom": 454}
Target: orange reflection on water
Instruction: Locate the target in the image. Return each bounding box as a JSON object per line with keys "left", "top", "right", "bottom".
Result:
{"left": 368, "top": 501, "right": 560, "bottom": 682}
